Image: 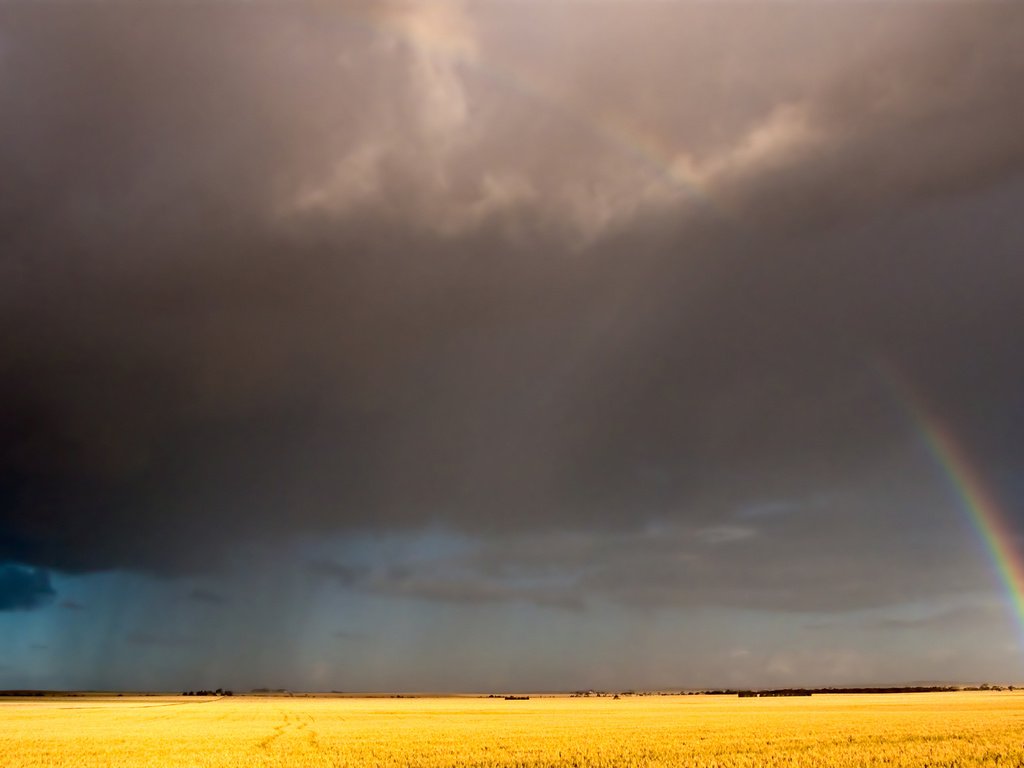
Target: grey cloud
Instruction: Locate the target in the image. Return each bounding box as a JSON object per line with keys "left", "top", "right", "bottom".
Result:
{"left": 867, "top": 604, "right": 1006, "bottom": 632}
{"left": 803, "top": 602, "right": 1006, "bottom": 633}
{"left": 324, "top": 474, "right": 992, "bottom": 614}
{"left": 332, "top": 630, "right": 366, "bottom": 641}
{"left": 187, "top": 589, "right": 228, "bottom": 605}
{"left": 367, "top": 568, "right": 586, "bottom": 612}
{"left": 308, "top": 560, "right": 369, "bottom": 587}
{"left": 694, "top": 526, "right": 757, "bottom": 545}
{"left": 125, "top": 631, "right": 196, "bottom": 648}
{"left": 736, "top": 502, "right": 801, "bottom": 520}
{"left": 0, "top": 0, "right": 1021, "bottom": 603}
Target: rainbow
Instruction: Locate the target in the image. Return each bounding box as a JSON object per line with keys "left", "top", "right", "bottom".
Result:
{"left": 883, "top": 366, "right": 1024, "bottom": 647}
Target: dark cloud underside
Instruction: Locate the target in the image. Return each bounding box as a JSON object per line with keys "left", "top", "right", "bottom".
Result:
{"left": 0, "top": 1, "right": 1022, "bottom": 593}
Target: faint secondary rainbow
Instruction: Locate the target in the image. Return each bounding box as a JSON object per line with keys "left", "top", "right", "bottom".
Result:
{"left": 317, "top": 2, "right": 716, "bottom": 208}
{"left": 881, "top": 364, "right": 1024, "bottom": 647}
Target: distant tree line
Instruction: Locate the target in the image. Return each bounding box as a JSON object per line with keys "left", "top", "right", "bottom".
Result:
{"left": 967, "top": 684, "right": 1014, "bottom": 691}
{"left": 181, "top": 689, "right": 232, "bottom": 696}
{"left": 730, "top": 686, "right": 1011, "bottom": 697}
{"left": 561, "top": 684, "right": 1018, "bottom": 699}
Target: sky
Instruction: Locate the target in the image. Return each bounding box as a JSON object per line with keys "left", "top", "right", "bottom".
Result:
{"left": 1, "top": 0, "right": 1023, "bottom": 693}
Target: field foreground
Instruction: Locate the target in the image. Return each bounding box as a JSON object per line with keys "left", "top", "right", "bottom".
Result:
{"left": 3, "top": 691, "right": 1023, "bottom": 767}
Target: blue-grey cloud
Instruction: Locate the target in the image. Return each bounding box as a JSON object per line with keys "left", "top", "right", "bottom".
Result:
{"left": 0, "top": 566, "right": 56, "bottom": 611}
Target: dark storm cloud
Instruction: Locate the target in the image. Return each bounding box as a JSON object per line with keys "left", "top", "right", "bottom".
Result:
{"left": 1, "top": 0, "right": 1022, "bottom": 620}
{"left": 0, "top": 566, "right": 56, "bottom": 611}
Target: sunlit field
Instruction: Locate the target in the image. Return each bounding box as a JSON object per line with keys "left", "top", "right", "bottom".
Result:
{"left": 2, "top": 691, "right": 1023, "bottom": 767}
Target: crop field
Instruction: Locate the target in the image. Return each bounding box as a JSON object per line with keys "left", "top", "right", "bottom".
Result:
{"left": 2, "top": 691, "right": 1023, "bottom": 767}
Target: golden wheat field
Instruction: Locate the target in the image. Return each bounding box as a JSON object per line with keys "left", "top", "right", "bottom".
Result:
{"left": 2, "top": 691, "right": 1023, "bottom": 767}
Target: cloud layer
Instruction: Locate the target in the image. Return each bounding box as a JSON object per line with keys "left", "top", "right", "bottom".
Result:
{"left": 1, "top": 1, "right": 1022, "bottom": 624}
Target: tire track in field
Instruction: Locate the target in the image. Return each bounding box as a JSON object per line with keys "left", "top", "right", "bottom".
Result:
{"left": 54, "top": 696, "right": 225, "bottom": 710}
{"left": 300, "top": 711, "right": 320, "bottom": 749}
{"left": 257, "top": 710, "right": 293, "bottom": 752}
{"left": 256, "top": 708, "right": 321, "bottom": 753}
